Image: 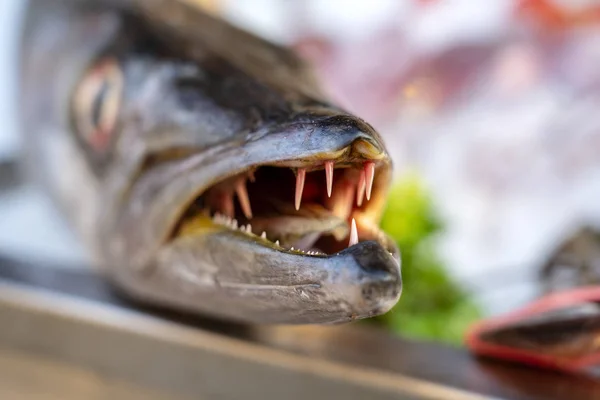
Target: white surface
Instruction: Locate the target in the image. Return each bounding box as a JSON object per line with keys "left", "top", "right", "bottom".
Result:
{"left": 0, "top": 1, "right": 86, "bottom": 267}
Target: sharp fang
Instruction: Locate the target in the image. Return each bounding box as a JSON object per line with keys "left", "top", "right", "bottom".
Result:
{"left": 261, "top": 231, "right": 267, "bottom": 239}
{"left": 275, "top": 240, "right": 280, "bottom": 246}
{"left": 235, "top": 180, "right": 253, "bottom": 219}
{"left": 349, "top": 218, "right": 359, "bottom": 247}
{"left": 357, "top": 169, "right": 366, "bottom": 207}
{"left": 325, "top": 161, "right": 334, "bottom": 197}
{"left": 295, "top": 168, "right": 306, "bottom": 211}
{"left": 365, "top": 162, "right": 375, "bottom": 201}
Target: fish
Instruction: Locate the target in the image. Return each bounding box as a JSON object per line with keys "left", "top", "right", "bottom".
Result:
{"left": 466, "top": 286, "right": 600, "bottom": 378}
{"left": 18, "top": 0, "right": 402, "bottom": 324}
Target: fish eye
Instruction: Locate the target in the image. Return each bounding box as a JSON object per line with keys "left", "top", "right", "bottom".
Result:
{"left": 72, "top": 57, "right": 123, "bottom": 153}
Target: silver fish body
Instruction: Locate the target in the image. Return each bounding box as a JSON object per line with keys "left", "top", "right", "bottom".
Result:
{"left": 19, "top": 0, "right": 402, "bottom": 324}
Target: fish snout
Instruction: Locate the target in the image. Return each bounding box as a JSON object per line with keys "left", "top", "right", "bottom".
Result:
{"left": 327, "top": 241, "right": 402, "bottom": 319}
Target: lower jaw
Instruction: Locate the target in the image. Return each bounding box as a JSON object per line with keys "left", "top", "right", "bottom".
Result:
{"left": 177, "top": 211, "right": 395, "bottom": 257}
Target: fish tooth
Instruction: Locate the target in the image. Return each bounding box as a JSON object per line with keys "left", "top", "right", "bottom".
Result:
{"left": 325, "top": 161, "right": 334, "bottom": 197}
{"left": 365, "top": 162, "right": 375, "bottom": 201}
{"left": 349, "top": 218, "right": 359, "bottom": 247}
{"left": 275, "top": 240, "right": 280, "bottom": 246}
{"left": 295, "top": 168, "right": 306, "bottom": 211}
{"left": 290, "top": 247, "right": 295, "bottom": 251}
{"left": 261, "top": 231, "right": 267, "bottom": 239}
{"left": 357, "top": 169, "right": 366, "bottom": 207}
{"left": 232, "top": 219, "right": 238, "bottom": 229}
{"left": 246, "top": 224, "right": 252, "bottom": 234}
{"left": 235, "top": 181, "right": 253, "bottom": 219}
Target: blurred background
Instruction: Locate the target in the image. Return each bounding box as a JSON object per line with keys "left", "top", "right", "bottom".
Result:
{"left": 3, "top": 0, "right": 600, "bottom": 345}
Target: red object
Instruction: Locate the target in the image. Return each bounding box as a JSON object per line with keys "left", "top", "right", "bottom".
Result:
{"left": 466, "top": 286, "right": 600, "bottom": 377}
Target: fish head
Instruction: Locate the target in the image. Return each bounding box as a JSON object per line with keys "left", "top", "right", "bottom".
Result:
{"left": 66, "top": 5, "right": 401, "bottom": 324}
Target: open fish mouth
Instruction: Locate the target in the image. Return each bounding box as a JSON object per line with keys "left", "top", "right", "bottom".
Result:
{"left": 171, "top": 138, "right": 398, "bottom": 259}
{"left": 116, "top": 120, "right": 403, "bottom": 324}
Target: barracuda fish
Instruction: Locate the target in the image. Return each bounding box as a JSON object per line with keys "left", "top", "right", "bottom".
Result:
{"left": 18, "top": 0, "right": 401, "bottom": 324}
